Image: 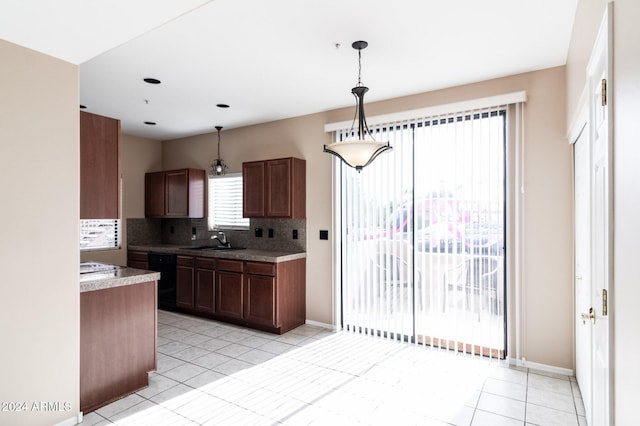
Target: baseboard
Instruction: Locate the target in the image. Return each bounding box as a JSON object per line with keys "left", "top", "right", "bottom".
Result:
{"left": 508, "top": 357, "right": 574, "bottom": 377}
{"left": 55, "top": 412, "right": 82, "bottom": 426}
{"left": 305, "top": 319, "right": 336, "bottom": 331}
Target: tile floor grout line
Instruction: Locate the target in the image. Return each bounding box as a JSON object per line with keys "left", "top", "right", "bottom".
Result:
{"left": 88, "top": 311, "right": 585, "bottom": 426}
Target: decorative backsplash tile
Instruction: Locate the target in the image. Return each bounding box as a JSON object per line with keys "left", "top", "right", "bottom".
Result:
{"left": 127, "top": 217, "right": 305, "bottom": 252}
{"left": 127, "top": 218, "right": 162, "bottom": 245}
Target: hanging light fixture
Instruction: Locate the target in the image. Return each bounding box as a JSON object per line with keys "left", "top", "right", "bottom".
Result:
{"left": 324, "top": 40, "right": 392, "bottom": 171}
{"left": 210, "top": 126, "right": 227, "bottom": 176}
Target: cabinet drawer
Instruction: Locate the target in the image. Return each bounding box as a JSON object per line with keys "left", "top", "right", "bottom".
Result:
{"left": 245, "top": 261, "right": 276, "bottom": 276}
{"left": 216, "top": 258, "right": 244, "bottom": 273}
{"left": 195, "top": 257, "right": 216, "bottom": 270}
{"left": 127, "top": 251, "right": 148, "bottom": 262}
{"left": 127, "top": 260, "right": 148, "bottom": 270}
{"left": 177, "top": 255, "right": 194, "bottom": 267}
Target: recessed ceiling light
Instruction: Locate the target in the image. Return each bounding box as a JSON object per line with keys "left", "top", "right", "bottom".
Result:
{"left": 143, "top": 78, "right": 161, "bottom": 84}
{"left": 80, "top": 105, "right": 87, "bottom": 109}
{"left": 144, "top": 121, "right": 157, "bottom": 126}
{"left": 216, "top": 104, "right": 230, "bottom": 108}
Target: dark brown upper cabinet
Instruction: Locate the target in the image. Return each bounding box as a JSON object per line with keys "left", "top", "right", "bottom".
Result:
{"left": 242, "top": 157, "right": 305, "bottom": 219}
{"left": 80, "top": 111, "right": 120, "bottom": 219}
{"left": 145, "top": 168, "right": 205, "bottom": 218}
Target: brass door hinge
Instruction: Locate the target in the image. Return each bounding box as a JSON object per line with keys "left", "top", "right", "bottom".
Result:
{"left": 602, "top": 289, "right": 608, "bottom": 316}
{"left": 602, "top": 79, "right": 607, "bottom": 106}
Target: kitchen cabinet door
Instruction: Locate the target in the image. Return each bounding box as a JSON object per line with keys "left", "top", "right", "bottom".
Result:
{"left": 145, "top": 169, "right": 205, "bottom": 218}
{"left": 127, "top": 251, "right": 149, "bottom": 270}
{"left": 242, "top": 161, "right": 265, "bottom": 217}
{"left": 215, "top": 271, "right": 244, "bottom": 319}
{"left": 244, "top": 274, "right": 277, "bottom": 328}
{"left": 176, "top": 257, "right": 195, "bottom": 309}
{"left": 165, "top": 170, "right": 189, "bottom": 216}
{"left": 242, "top": 157, "right": 305, "bottom": 219}
{"left": 144, "top": 172, "right": 165, "bottom": 218}
{"left": 265, "top": 158, "right": 292, "bottom": 217}
{"left": 195, "top": 269, "right": 215, "bottom": 314}
{"left": 80, "top": 111, "right": 120, "bottom": 219}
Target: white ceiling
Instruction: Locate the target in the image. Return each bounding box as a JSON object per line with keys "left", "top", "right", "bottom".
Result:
{"left": 1, "top": 0, "right": 578, "bottom": 140}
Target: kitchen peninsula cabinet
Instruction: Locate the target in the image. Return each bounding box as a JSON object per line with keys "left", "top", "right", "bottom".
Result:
{"left": 80, "top": 111, "right": 120, "bottom": 219}
{"left": 80, "top": 267, "right": 159, "bottom": 414}
{"left": 243, "top": 157, "right": 305, "bottom": 218}
{"left": 145, "top": 168, "right": 205, "bottom": 218}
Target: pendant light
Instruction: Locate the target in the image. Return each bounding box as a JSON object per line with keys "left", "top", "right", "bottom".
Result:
{"left": 323, "top": 40, "right": 392, "bottom": 171}
{"left": 210, "top": 126, "right": 227, "bottom": 176}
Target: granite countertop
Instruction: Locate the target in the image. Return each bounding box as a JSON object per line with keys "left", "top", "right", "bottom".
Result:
{"left": 128, "top": 244, "right": 306, "bottom": 263}
{"left": 80, "top": 264, "right": 160, "bottom": 293}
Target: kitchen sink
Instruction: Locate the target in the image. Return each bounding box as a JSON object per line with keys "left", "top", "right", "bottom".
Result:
{"left": 180, "top": 245, "right": 246, "bottom": 251}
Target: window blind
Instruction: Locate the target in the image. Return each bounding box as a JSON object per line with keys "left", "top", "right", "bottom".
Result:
{"left": 334, "top": 102, "right": 510, "bottom": 359}
{"left": 208, "top": 173, "right": 249, "bottom": 229}
{"left": 80, "top": 219, "right": 120, "bottom": 251}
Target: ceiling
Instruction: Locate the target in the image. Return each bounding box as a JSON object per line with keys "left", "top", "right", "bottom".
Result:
{"left": 1, "top": 0, "right": 578, "bottom": 140}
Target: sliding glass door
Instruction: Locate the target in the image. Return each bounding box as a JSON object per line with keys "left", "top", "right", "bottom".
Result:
{"left": 339, "top": 107, "right": 506, "bottom": 358}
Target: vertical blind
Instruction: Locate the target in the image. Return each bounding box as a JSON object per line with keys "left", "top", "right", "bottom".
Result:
{"left": 335, "top": 105, "right": 507, "bottom": 358}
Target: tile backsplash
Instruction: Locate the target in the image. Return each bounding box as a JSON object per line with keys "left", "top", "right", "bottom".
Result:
{"left": 128, "top": 217, "right": 305, "bottom": 252}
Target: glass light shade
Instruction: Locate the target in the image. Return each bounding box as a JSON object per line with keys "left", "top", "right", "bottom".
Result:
{"left": 324, "top": 139, "right": 391, "bottom": 171}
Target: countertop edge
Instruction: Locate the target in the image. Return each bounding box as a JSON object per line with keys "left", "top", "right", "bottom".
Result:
{"left": 80, "top": 268, "right": 161, "bottom": 293}
{"left": 128, "top": 244, "right": 307, "bottom": 263}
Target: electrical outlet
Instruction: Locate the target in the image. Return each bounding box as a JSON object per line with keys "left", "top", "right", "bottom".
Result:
{"left": 292, "top": 229, "right": 298, "bottom": 239}
{"left": 255, "top": 227, "right": 263, "bottom": 238}
{"left": 268, "top": 228, "right": 274, "bottom": 238}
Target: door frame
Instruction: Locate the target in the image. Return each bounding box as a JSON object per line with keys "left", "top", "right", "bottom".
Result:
{"left": 568, "top": 2, "right": 615, "bottom": 426}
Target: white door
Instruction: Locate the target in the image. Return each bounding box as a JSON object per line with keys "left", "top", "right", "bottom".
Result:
{"left": 587, "top": 4, "right": 613, "bottom": 425}
{"left": 574, "top": 125, "right": 592, "bottom": 423}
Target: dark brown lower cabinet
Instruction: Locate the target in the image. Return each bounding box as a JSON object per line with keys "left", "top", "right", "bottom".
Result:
{"left": 127, "top": 250, "right": 149, "bottom": 270}
{"left": 214, "top": 258, "right": 244, "bottom": 319}
{"left": 175, "top": 256, "right": 305, "bottom": 334}
{"left": 244, "top": 273, "right": 277, "bottom": 328}
{"left": 176, "top": 255, "right": 195, "bottom": 309}
{"left": 80, "top": 281, "right": 157, "bottom": 413}
{"left": 215, "top": 270, "right": 244, "bottom": 319}
{"left": 195, "top": 257, "right": 216, "bottom": 314}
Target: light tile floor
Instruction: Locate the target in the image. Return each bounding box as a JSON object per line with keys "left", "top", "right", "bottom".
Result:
{"left": 79, "top": 310, "right": 586, "bottom": 426}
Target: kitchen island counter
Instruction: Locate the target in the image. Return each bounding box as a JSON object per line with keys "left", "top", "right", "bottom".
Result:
{"left": 80, "top": 264, "right": 160, "bottom": 292}
{"left": 80, "top": 262, "right": 158, "bottom": 414}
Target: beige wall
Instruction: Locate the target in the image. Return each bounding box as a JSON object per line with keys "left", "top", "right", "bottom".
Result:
{"left": 81, "top": 133, "right": 162, "bottom": 266}
{"left": 0, "top": 40, "right": 80, "bottom": 425}
{"left": 163, "top": 66, "right": 573, "bottom": 369}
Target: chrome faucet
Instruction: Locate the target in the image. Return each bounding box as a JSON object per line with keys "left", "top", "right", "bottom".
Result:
{"left": 210, "top": 231, "right": 230, "bottom": 247}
